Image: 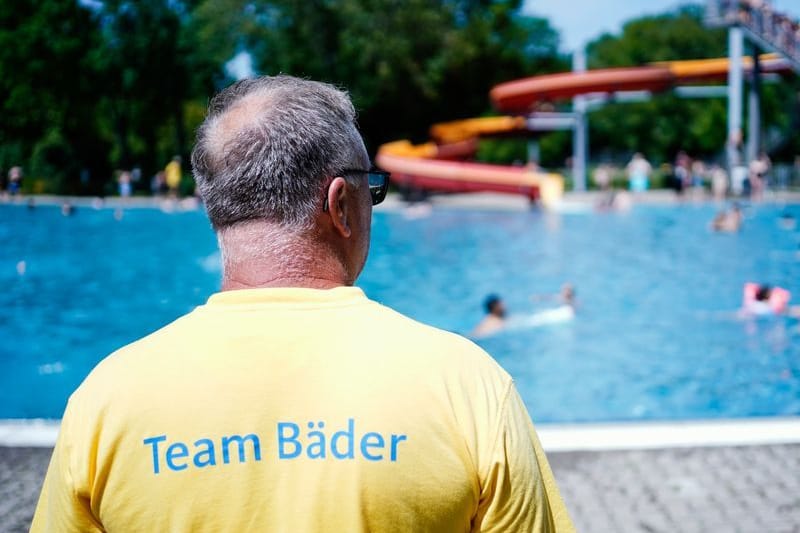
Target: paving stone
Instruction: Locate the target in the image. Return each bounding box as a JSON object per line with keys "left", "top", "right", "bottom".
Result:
{"left": 1, "top": 444, "right": 799, "bottom": 532}
{"left": 0, "top": 447, "right": 51, "bottom": 533}
{"left": 548, "top": 444, "right": 800, "bottom": 532}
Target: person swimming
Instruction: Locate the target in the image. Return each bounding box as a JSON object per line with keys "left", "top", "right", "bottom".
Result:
{"left": 560, "top": 283, "right": 576, "bottom": 308}
{"left": 472, "top": 285, "right": 578, "bottom": 339}
{"left": 747, "top": 285, "right": 776, "bottom": 316}
{"left": 521, "top": 283, "right": 577, "bottom": 328}
{"left": 711, "top": 204, "right": 742, "bottom": 233}
{"left": 741, "top": 283, "right": 795, "bottom": 317}
{"left": 778, "top": 211, "right": 796, "bottom": 231}
{"left": 471, "top": 294, "right": 507, "bottom": 338}
{"left": 532, "top": 283, "right": 577, "bottom": 309}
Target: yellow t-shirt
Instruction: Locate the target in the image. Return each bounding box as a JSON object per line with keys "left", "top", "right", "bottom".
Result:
{"left": 32, "top": 287, "right": 573, "bottom": 532}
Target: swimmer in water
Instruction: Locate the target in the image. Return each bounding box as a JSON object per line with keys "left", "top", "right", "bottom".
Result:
{"left": 745, "top": 285, "right": 775, "bottom": 316}
{"left": 741, "top": 283, "right": 800, "bottom": 318}
{"left": 523, "top": 283, "right": 577, "bottom": 327}
{"left": 711, "top": 204, "right": 742, "bottom": 233}
{"left": 560, "top": 283, "right": 576, "bottom": 308}
{"left": 778, "top": 211, "right": 796, "bottom": 231}
{"left": 532, "top": 283, "right": 577, "bottom": 309}
{"left": 471, "top": 294, "right": 507, "bottom": 338}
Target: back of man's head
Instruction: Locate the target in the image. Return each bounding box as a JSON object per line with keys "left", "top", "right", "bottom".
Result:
{"left": 191, "top": 75, "right": 366, "bottom": 231}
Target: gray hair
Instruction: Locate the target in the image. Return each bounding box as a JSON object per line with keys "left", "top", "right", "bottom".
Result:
{"left": 191, "top": 75, "right": 366, "bottom": 230}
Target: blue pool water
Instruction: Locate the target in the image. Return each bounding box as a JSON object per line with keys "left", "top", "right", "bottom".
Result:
{"left": 1, "top": 201, "right": 798, "bottom": 422}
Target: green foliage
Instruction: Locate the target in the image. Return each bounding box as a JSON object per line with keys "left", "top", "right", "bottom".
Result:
{"left": 586, "top": 4, "right": 797, "bottom": 164}
{"left": 588, "top": 5, "right": 726, "bottom": 66}
{"left": 586, "top": 5, "right": 730, "bottom": 163}
{"left": 0, "top": 0, "right": 104, "bottom": 192}
{"left": 476, "top": 138, "right": 528, "bottom": 165}
{"left": 30, "top": 129, "right": 76, "bottom": 193}
{"left": 190, "top": 0, "right": 564, "bottom": 148}
{"left": 0, "top": 1, "right": 797, "bottom": 195}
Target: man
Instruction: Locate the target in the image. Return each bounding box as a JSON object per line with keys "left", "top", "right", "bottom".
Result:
{"left": 471, "top": 294, "right": 508, "bottom": 338}
{"left": 32, "top": 76, "right": 573, "bottom": 532}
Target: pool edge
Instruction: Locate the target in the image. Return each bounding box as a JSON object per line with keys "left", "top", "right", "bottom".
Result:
{"left": 3, "top": 417, "right": 799, "bottom": 450}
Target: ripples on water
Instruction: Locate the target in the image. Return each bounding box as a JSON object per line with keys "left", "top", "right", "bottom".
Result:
{"left": 1, "top": 202, "right": 798, "bottom": 420}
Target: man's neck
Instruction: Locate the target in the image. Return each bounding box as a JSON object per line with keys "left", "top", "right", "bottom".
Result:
{"left": 221, "top": 273, "right": 347, "bottom": 291}
{"left": 217, "top": 221, "right": 351, "bottom": 291}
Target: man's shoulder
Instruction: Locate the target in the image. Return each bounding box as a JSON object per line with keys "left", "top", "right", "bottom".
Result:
{"left": 69, "top": 311, "right": 196, "bottom": 405}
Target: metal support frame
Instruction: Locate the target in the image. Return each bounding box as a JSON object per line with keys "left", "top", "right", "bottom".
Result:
{"left": 747, "top": 46, "right": 761, "bottom": 163}
{"left": 727, "top": 27, "right": 744, "bottom": 174}
{"left": 526, "top": 112, "right": 579, "bottom": 131}
{"left": 527, "top": 140, "right": 540, "bottom": 167}
{"left": 572, "top": 48, "right": 588, "bottom": 191}
{"left": 673, "top": 86, "right": 730, "bottom": 98}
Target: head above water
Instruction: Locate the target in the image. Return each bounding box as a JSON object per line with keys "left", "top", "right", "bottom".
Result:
{"left": 561, "top": 283, "right": 575, "bottom": 304}
{"left": 484, "top": 294, "right": 506, "bottom": 318}
{"left": 191, "top": 75, "right": 372, "bottom": 290}
{"left": 755, "top": 285, "right": 772, "bottom": 302}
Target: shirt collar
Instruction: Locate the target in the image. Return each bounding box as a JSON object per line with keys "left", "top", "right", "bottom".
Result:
{"left": 204, "top": 286, "right": 368, "bottom": 308}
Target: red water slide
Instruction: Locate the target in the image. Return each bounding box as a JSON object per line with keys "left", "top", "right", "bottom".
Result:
{"left": 376, "top": 54, "right": 794, "bottom": 204}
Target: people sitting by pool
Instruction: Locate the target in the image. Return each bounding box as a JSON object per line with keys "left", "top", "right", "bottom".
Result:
{"left": 626, "top": 152, "right": 651, "bottom": 192}
{"left": 595, "top": 190, "right": 632, "bottom": 212}
{"left": 471, "top": 294, "right": 507, "bottom": 338}
{"left": 711, "top": 204, "right": 742, "bottom": 232}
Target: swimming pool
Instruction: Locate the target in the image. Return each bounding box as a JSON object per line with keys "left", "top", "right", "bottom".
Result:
{"left": 1, "top": 201, "right": 798, "bottom": 422}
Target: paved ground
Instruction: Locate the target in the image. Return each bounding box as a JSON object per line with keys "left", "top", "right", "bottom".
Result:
{"left": 0, "top": 448, "right": 50, "bottom": 533}
{"left": 3, "top": 444, "right": 798, "bottom": 532}
{"left": 549, "top": 445, "right": 800, "bottom": 533}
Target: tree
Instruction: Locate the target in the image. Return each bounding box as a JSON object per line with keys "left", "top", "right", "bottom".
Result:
{"left": 190, "top": 0, "right": 564, "bottom": 151}
{"left": 0, "top": 0, "right": 106, "bottom": 192}
{"left": 585, "top": 4, "right": 798, "bottom": 164}
{"left": 93, "top": 0, "right": 194, "bottom": 177}
{"left": 2, "top": 0, "right": 567, "bottom": 193}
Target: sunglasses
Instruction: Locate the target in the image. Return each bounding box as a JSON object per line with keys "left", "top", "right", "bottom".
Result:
{"left": 323, "top": 167, "right": 391, "bottom": 211}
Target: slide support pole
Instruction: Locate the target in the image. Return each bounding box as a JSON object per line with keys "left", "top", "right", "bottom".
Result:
{"left": 572, "top": 47, "right": 588, "bottom": 191}
{"left": 746, "top": 45, "right": 761, "bottom": 164}
{"left": 527, "top": 140, "right": 540, "bottom": 167}
{"left": 727, "top": 27, "right": 744, "bottom": 174}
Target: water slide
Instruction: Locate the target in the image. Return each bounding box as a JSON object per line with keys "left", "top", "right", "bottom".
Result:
{"left": 376, "top": 54, "right": 793, "bottom": 205}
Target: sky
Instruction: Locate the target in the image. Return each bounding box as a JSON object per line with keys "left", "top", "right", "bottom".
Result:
{"left": 523, "top": 0, "right": 800, "bottom": 52}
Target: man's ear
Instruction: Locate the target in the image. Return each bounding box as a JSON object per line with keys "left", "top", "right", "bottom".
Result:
{"left": 327, "top": 176, "right": 351, "bottom": 238}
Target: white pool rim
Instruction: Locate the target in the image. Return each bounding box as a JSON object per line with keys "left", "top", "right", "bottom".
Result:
{"left": 1, "top": 417, "right": 799, "bottom": 451}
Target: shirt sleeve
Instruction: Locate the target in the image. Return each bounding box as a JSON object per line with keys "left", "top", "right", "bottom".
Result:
{"left": 472, "top": 383, "right": 575, "bottom": 533}
{"left": 30, "top": 400, "right": 104, "bottom": 533}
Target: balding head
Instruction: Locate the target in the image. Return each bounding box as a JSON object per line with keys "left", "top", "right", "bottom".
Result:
{"left": 192, "top": 76, "right": 375, "bottom": 291}
{"left": 192, "top": 75, "right": 369, "bottom": 230}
